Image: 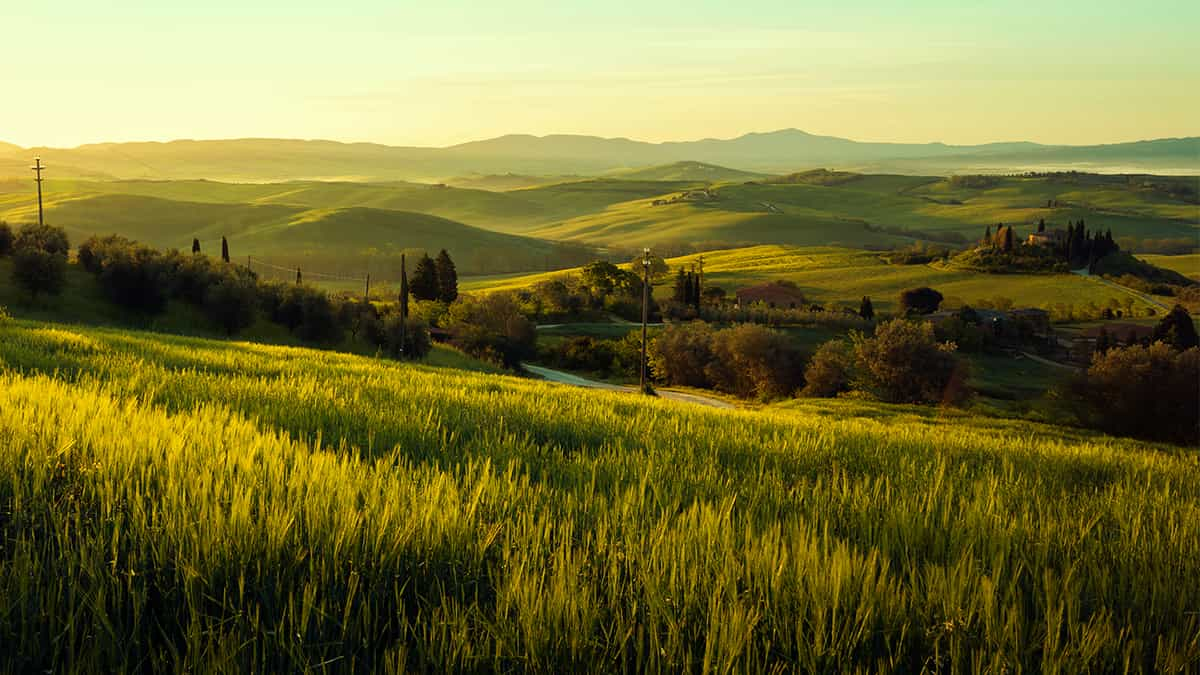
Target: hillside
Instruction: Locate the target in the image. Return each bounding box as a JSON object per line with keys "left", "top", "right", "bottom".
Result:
{"left": 463, "top": 244, "right": 1166, "bottom": 314}
{"left": 605, "top": 161, "right": 767, "bottom": 182}
{"left": 0, "top": 191, "right": 594, "bottom": 277}
{"left": 1, "top": 317, "right": 1196, "bottom": 671}
{"left": 2, "top": 131, "right": 1197, "bottom": 181}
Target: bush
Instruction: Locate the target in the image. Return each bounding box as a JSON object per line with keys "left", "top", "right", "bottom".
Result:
{"left": 801, "top": 340, "right": 854, "bottom": 397}
{"left": 0, "top": 222, "right": 12, "bottom": 257}
{"left": 271, "top": 285, "right": 344, "bottom": 343}
{"left": 852, "top": 319, "right": 967, "bottom": 404}
{"left": 204, "top": 270, "right": 259, "bottom": 335}
{"left": 444, "top": 293, "right": 537, "bottom": 368}
{"left": 704, "top": 324, "right": 804, "bottom": 399}
{"left": 96, "top": 243, "right": 170, "bottom": 313}
{"left": 370, "top": 309, "right": 431, "bottom": 359}
{"left": 1068, "top": 343, "right": 1199, "bottom": 445}
{"left": 899, "top": 287, "right": 943, "bottom": 315}
{"left": 11, "top": 224, "right": 70, "bottom": 300}
{"left": 1153, "top": 305, "right": 1199, "bottom": 350}
{"left": 648, "top": 321, "right": 714, "bottom": 388}
{"left": 164, "top": 252, "right": 222, "bottom": 305}
{"left": 542, "top": 336, "right": 617, "bottom": 374}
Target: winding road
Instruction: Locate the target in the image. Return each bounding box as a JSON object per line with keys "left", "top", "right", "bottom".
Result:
{"left": 522, "top": 363, "right": 736, "bottom": 410}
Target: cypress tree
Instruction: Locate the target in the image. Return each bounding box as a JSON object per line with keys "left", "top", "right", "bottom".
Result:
{"left": 409, "top": 254, "right": 440, "bottom": 302}
{"left": 1037, "top": 219, "right": 1045, "bottom": 233}
{"left": 859, "top": 296, "right": 875, "bottom": 320}
{"left": 399, "top": 254, "right": 409, "bottom": 319}
{"left": 1002, "top": 226, "right": 1014, "bottom": 252}
{"left": 434, "top": 249, "right": 458, "bottom": 303}
{"left": 673, "top": 268, "right": 688, "bottom": 304}
{"left": 984, "top": 225, "right": 992, "bottom": 245}
{"left": 1095, "top": 327, "right": 1110, "bottom": 354}
{"left": 221, "top": 236, "right": 230, "bottom": 264}
{"left": 192, "top": 238, "right": 201, "bottom": 255}
{"left": 691, "top": 273, "right": 701, "bottom": 309}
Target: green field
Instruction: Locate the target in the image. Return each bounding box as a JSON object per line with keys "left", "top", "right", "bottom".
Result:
{"left": 463, "top": 244, "right": 1164, "bottom": 313}
{"left": 1138, "top": 254, "right": 1200, "bottom": 280}
{"left": 0, "top": 317, "right": 1196, "bottom": 672}
{"left": 3, "top": 172, "right": 1194, "bottom": 279}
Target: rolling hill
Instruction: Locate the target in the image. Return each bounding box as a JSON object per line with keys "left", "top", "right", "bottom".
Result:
{"left": 0, "top": 191, "right": 594, "bottom": 277}
{"left": 462, "top": 244, "right": 1168, "bottom": 315}
{"left": 605, "top": 161, "right": 766, "bottom": 182}
{"left": 2, "top": 130, "right": 1197, "bottom": 181}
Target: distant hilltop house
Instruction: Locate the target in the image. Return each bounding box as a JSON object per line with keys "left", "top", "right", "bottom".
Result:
{"left": 1027, "top": 228, "right": 1066, "bottom": 247}
{"left": 734, "top": 281, "right": 807, "bottom": 309}
{"left": 651, "top": 188, "right": 716, "bottom": 207}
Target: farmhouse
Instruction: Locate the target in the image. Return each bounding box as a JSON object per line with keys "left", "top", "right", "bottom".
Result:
{"left": 1027, "top": 229, "right": 1066, "bottom": 247}
{"left": 734, "top": 281, "right": 807, "bottom": 309}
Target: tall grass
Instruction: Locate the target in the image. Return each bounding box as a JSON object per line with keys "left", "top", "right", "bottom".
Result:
{"left": 0, "top": 318, "right": 1197, "bottom": 672}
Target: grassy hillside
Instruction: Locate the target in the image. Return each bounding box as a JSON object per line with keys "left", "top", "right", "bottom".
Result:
{"left": 0, "top": 318, "right": 1195, "bottom": 671}
{"left": 463, "top": 244, "right": 1164, "bottom": 313}
{"left": 0, "top": 190, "right": 593, "bottom": 277}
{"left": 605, "top": 161, "right": 767, "bottom": 182}
{"left": 1138, "top": 253, "right": 1200, "bottom": 280}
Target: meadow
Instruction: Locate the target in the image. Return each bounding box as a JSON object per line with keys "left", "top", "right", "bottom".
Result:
{"left": 463, "top": 244, "right": 1163, "bottom": 313}
{"left": 0, "top": 317, "right": 1197, "bottom": 672}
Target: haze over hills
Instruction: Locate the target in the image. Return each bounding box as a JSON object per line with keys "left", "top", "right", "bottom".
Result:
{"left": 1, "top": 130, "right": 1196, "bottom": 182}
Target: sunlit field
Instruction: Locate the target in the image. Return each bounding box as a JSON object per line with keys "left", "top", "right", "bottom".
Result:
{"left": 1, "top": 318, "right": 1196, "bottom": 672}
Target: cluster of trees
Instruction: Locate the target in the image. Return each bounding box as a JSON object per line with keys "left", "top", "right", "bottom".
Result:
{"left": 671, "top": 268, "right": 703, "bottom": 309}
{"left": 409, "top": 250, "right": 458, "bottom": 304}
{"left": 883, "top": 242, "right": 953, "bottom": 265}
{"left": 899, "top": 287, "right": 943, "bottom": 315}
{"left": 1, "top": 222, "right": 70, "bottom": 301}
{"left": 649, "top": 322, "right": 806, "bottom": 399}
{"left": 538, "top": 332, "right": 645, "bottom": 379}
{"left": 1063, "top": 221, "right": 1118, "bottom": 270}
{"left": 506, "top": 260, "right": 652, "bottom": 323}
{"left": 442, "top": 293, "right": 536, "bottom": 368}
{"left": 802, "top": 319, "right": 968, "bottom": 405}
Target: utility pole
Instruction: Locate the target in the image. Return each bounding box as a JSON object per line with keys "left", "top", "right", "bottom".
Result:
{"left": 364, "top": 273, "right": 371, "bottom": 303}
{"left": 640, "top": 247, "right": 651, "bottom": 393}
{"left": 31, "top": 157, "right": 45, "bottom": 225}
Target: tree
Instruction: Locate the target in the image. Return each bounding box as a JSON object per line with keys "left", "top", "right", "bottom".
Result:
{"left": 409, "top": 254, "right": 440, "bottom": 302}
{"left": 204, "top": 269, "right": 258, "bottom": 335}
{"left": 859, "top": 296, "right": 875, "bottom": 320}
{"left": 399, "top": 254, "right": 410, "bottom": 319}
{"left": 984, "top": 225, "right": 992, "bottom": 245}
{"left": 899, "top": 287, "right": 944, "bottom": 315}
{"left": 11, "top": 224, "right": 69, "bottom": 300}
{"left": 1094, "top": 327, "right": 1112, "bottom": 355}
{"left": 851, "top": 319, "right": 966, "bottom": 404}
{"left": 648, "top": 321, "right": 714, "bottom": 388}
{"left": 1002, "top": 225, "right": 1014, "bottom": 252}
{"left": 444, "top": 292, "right": 536, "bottom": 368}
{"left": 672, "top": 268, "right": 689, "bottom": 303}
{"left": 434, "top": 249, "right": 458, "bottom": 303}
{"left": 705, "top": 324, "right": 804, "bottom": 399}
{"left": 192, "top": 238, "right": 201, "bottom": 256}
{"left": 801, "top": 339, "right": 854, "bottom": 397}
{"left": 0, "top": 221, "right": 13, "bottom": 257}
{"left": 1154, "top": 305, "right": 1199, "bottom": 350}
{"left": 1038, "top": 219, "right": 1046, "bottom": 233}
{"left": 1068, "top": 343, "right": 1199, "bottom": 445}
{"left": 631, "top": 253, "right": 669, "bottom": 282}
{"left": 221, "top": 236, "right": 230, "bottom": 264}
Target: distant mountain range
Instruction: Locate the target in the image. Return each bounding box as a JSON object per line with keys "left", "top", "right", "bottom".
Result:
{"left": 1, "top": 130, "right": 1196, "bottom": 182}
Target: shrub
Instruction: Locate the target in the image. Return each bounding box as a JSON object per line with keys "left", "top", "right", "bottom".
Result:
{"left": 852, "top": 319, "right": 967, "bottom": 404}
{"left": 0, "top": 222, "right": 13, "bottom": 257}
{"left": 648, "top": 321, "right": 714, "bottom": 388}
{"left": 444, "top": 293, "right": 537, "bottom": 368}
{"left": 338, "top": 299, "right": 380, "bottom": 342}
{"left": 801, "top": 340, "right": 854, "bottom": 397}
{"left": 370, "top": 309, "right": 431, "bottom": 359}
{"left": 705, "top": 324, "right": 804, "bottom": 399}
{"left": 203, "top": 270, "right": 259, "bottom": 335}
{"left": 11, "top": 224, "right": 70, "bottom": 300}
{"left": 1153, "top": 305, "right": 1199, "bottom": 350}
{"left": 899, "top": 287, "right": 943, "bottom": 315}
{"left": 271, "top": 285, "right": 344, "bottom": 343}
{"left": 97, "top": 244, "right": 170, "bottom": 313}
{"left": 542, "top": 336, "right": 617, "bottom": 374}
{"left": 1068, "top": 343, "right": 1199, "bottom": 445}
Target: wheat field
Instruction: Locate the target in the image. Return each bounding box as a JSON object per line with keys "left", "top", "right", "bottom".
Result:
{"left": 0, "top": 318, "right": 1197, "bottom": 672}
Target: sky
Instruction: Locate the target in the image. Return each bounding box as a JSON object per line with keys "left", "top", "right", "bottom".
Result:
{"left": 3, "top": 0, "right": 1198, "bottom": 149}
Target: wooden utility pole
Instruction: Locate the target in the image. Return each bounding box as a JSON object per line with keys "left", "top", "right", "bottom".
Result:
{"left": 31, "top": 158, "right": 45, "bottom": 225}
{"left": 364, "top": 273, "right": 371, "bottom": 303}
{"left": 640, "top": 247, "right": 651, "bottom": 393}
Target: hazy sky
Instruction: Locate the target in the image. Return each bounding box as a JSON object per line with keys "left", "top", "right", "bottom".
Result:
{"left": 3, "top": 0, "right": 1197, "bottom": 148}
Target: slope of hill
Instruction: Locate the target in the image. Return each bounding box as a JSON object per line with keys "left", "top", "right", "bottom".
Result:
{"left": 605, "top": 161, "right": 767, "bottom": 182}
{"left": 0, "top": 192, "right": 594, "bottom": 276}
{"left": 463, "top": 244, "right": 1165, "bottom": 314}
{"left": 2, "top": 131, "right": 1196, "bottom": 181}
{"left": 0, "top": 317, "right": 1194, "bottom": 671}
